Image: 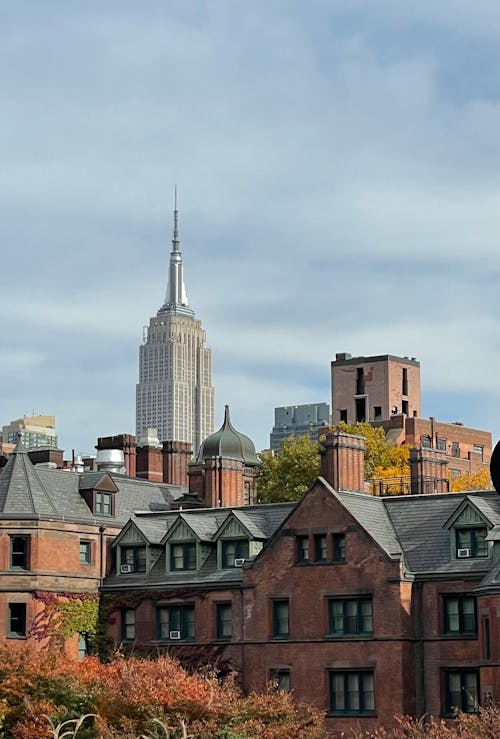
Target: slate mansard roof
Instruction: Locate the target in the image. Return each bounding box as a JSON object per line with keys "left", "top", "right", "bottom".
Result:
{"left": 103, "top": 502, "right": 295, "bottom": 590}
{"left": 0, "top": 443, "right": 184, "bottom": 524}
{"left": 334, "top": 482, "right": 500, "bottom": 580}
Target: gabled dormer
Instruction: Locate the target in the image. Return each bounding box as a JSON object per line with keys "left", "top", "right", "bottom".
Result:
{"left": 214, "top": 513, "right": 264, "bottom": 569}
{"left": 444, "top": 499, "right": 492, "bottom": 561}
{"left": 162, "top": 515, "right": 213, "bottom": 573}
{"left": 112, "top": 520, "right": 163, "bottom": 574}
{"left": 79, "top": 472, "right": 118, "bottom": 517}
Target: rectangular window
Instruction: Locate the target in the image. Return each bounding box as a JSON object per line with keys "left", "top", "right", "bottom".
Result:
{"left": 473, "top": 445, "right": 484, "bottom": 461}
{"left": 296, "top": 536, "right": 309, "bottom": 563}
{"left": 78, "top": 633, "right": 90, "bottom": 660}
{"left": 216, "top": 603, "right": 232, "bottom": 640}
{"left": 402, "top": 368, "right": 408, "bottom": 396}
{"left": 158, "top": 604, "right": 195, "bottom": 640}
{"left": 80, "top": 540, "right": 91, "bottom": 564}
{"left": 95, "top": 492, "right": 112, "bottom": 515}
{"left": 444, "top": 670, "right": 479, "bottom": 715}
{"left": 270, "top": 668, "right": 291, "bottom": 692}
{"left": 373, "top": 406, "right": 382, "bottom": 421}
{"left": 10, "top": 536, "right": 30, "bottom": 570}
{"left": 451, "top": 441, "right": 460, "bottom": 458}
{"left": 121, "top": 608, "right": 136, "bottom": 641}
{"left": 329, "top": 671, "right": 375, "bottom": 715}
{"left": 421, "top": 435, "right": 432, "bottom": 448}
{"left": 221, "top": 539, "right": 249, "bottom": 568}
{"left": 272, "top": 600, "right": 289, "bottom": 638}
{"left": 333, "top": 534, "right": 346, "bottom": 562}
{"left": 482, "top": 616, "right": 491, "bottom": 660}
{"left": 456, "top": 528, "right": 488, "bottom": 558}
{"left": 356, "top": 368, "right": 365, "bottom": 395}
{"left": 402, "top": 399, "right": 409, "bottom": 415}
{"left": 443, "top": 596, "right": 476, "bottom": 635}
{"left": 355, "top": 397, "right": 366, "bottom": 423}
{"left": 339, "top": 409, "right": 348, "bottom": 423}
{"left": 121, "top": 546, "right": 147, "bottom": 573}
{"left": 437, "top": 437, "right": 447, "bottom": 452}
{"left": 170, "top": 543, "right": 197, "bottom": 571}
{"left": 314, "top": 534, "right": 327, "bottom": 562}
{"left": 8, "top": 603, "right": 27, "bottom": 638}
{"left": 329, "top": 598, "right": 373, "bottom": 636}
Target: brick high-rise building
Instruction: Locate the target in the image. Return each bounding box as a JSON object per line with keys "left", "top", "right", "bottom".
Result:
{"left": 331, "top": 352, "right": 421, "bottom": 424}
{"left": 136, "top": 195, "right": 214, "bottom": 454}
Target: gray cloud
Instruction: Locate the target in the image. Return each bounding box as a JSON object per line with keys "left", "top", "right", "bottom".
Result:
{"left": 1, "top": 1, "right": 498, "bottom": 453}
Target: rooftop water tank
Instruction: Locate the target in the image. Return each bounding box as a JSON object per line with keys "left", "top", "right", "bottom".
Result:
{"left": 96, "top": 448, "right": 125, "bottom": 474}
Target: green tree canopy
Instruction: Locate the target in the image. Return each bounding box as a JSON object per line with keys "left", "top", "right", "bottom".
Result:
{"left": 257, "top": 423, "right": 411, "bottom": 503}
{"left": 257, "top": 434, "right": 321, "bottom": 503}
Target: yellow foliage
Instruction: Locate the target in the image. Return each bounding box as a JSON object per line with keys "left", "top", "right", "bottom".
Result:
{"left": 449, "top": 468, "right": 493, "bottom": 492}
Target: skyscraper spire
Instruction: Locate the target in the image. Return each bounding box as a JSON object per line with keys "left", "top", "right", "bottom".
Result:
{"left": 161, "top": 188, "right": 193, "bottom": 315}
{"left": 137, "top": 192, "right": 215, "bottom": 452}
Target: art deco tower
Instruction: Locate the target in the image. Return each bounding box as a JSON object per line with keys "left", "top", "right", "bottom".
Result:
{"left": 136, "top": 197, "right": 214, "bottom": 453}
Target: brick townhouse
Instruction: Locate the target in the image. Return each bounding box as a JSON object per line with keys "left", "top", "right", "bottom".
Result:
{"left": 103, "top": 434, "right": 500, "bottom": 735}
{"left": 1, "top": 428, "right": 500, "bottom": 735}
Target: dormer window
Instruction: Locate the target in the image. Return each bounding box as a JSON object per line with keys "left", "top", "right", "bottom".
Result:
{"left": 170, "top": 543, "right": 197, "bottom": 571}
{"left": 120, "top": 546, "right": 146, "bottom": 573}
{"left": 456, "top": 527, "right": 488, "bottom": 559}
{"left": 96, "top": 492, "right": 113, "bottom": 516}
{"left": 79, "top": 473, "right": 118, "bottom": 517}
{"left": 222, "top": 539, "right": 249, "bottom": 568}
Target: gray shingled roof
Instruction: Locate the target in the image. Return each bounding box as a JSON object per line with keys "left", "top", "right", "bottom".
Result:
{"left": 333, "top": 485, "right": 403, "bottom": 560}
{"left": 103, "top": 502, "right": 295, "bottom": 591}
{"left": 382, "top": 490, "right": 500, "bottom": 576}
{"left": 0, "top": 448, "right": 186, "bottom": 525}
{"left": 0, "top": 446, "right": 59, "bottom": 517}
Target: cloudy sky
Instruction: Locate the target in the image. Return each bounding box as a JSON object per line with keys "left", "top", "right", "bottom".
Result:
{"left": 1, "top": 1, "right": 499, "bottom": 456}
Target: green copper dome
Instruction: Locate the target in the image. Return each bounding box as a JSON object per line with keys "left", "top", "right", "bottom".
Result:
{"left": 198, "top": 405, "right": 259, "bottom": 465}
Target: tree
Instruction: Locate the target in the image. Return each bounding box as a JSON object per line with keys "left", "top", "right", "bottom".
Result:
{"left": 257, "top": 435, "right": 320, "bottom": 503}
{"left": 449, "top": 468, "right": 493, "bottom": 492}
{"left": 327, "top": 422, "right": 409, "bottom": 480}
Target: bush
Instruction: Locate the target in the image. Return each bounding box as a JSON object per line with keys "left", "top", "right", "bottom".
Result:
{"left": 0, "top": 646, "right": 325, "bottom": 739}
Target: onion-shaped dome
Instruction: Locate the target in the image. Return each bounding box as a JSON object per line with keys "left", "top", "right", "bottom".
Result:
{"left": 198, "top": 405, "right": 259, "bottom": 465}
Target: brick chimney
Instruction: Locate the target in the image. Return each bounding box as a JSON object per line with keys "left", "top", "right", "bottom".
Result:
{"left": 162, "top": 441, "right": 192, "bottom": 486}
{"left": 409, "top": 447, "right": 449, "bottom": 494}
{"left": 136, "top": 429, "right": 163, "bottom": 483}
{"left": 320, "top": 432, "right": 365, "bottom": 491}
{"left": 96, "top": 434, "right": 137, "bottom": 477}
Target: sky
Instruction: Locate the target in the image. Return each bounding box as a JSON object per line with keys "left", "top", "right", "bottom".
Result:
{"left": 1, "top": 0, "right": 499, "bottom": 456}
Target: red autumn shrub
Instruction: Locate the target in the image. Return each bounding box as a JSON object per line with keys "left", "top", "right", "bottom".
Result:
{"left": 0, "top": 646, "right": 325, "bottom": 739}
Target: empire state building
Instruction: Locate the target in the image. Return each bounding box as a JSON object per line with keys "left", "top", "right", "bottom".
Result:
{"left": 136, "top": 199, "right": 214, "bottom": 453}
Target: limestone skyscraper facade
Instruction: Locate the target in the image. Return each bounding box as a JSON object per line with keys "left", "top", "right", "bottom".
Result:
{"left": 136, "top": 198, "right": 214, "bottom": 453}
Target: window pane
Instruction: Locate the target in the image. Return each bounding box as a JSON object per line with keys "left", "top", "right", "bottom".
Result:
{"left": 331, "top": 673, "right": 345, "bottom": 712}
{"left": 183, "top": 606, "right": 195, "bottom": 638}
{"left": 363, "top": 673, "right": 375, "bottom": 711}
{"left": 462, "top": 598, "right": 475, "bottom": 632}
{"left": 10, "top": 537, "right": 28, "bottom": 568}
{"left": 446, "top": 599, "right": 460, "bottom": 632}
{"left": 475, "top": 529, "right": 488, "bottom": 557}
{"left": 345, "top": 601, "right": 358, "bottom": 633}
{"left": 315, "top": 534, "right": 327, "bottom": 561}
{"left": 274, "top": 601, "right": 289, "bottom": 636}
{"left": 463, "top": 672, "right": 478, "bottom": 713}
{"left": 361, "top": 600, "right": 373, "bottom": 633}
{"left": 331, "top": 601, "right": 343, "bottom": 633}
{"left": 8, "top": 603, "right": 26, "bottom": 637}
{"left": 347, "top": 673, "right": 360, "bottom": 711}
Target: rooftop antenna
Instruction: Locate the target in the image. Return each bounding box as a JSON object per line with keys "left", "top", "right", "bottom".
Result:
{"left": 173, "top": 185, "right": 179, "bottom": 251}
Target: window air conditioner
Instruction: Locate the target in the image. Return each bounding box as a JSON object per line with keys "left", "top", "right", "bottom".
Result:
{"left": 234, "top": 558, "right": 245, "bottom": 567}
{"left": 120, "top": 564, "right": 134, "bottom": 573}
{"left": 169, "top": 630, "right": 181, "bottom": 639}
{"left": 457, "top": 548, "right": 472, "bottom": 558}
